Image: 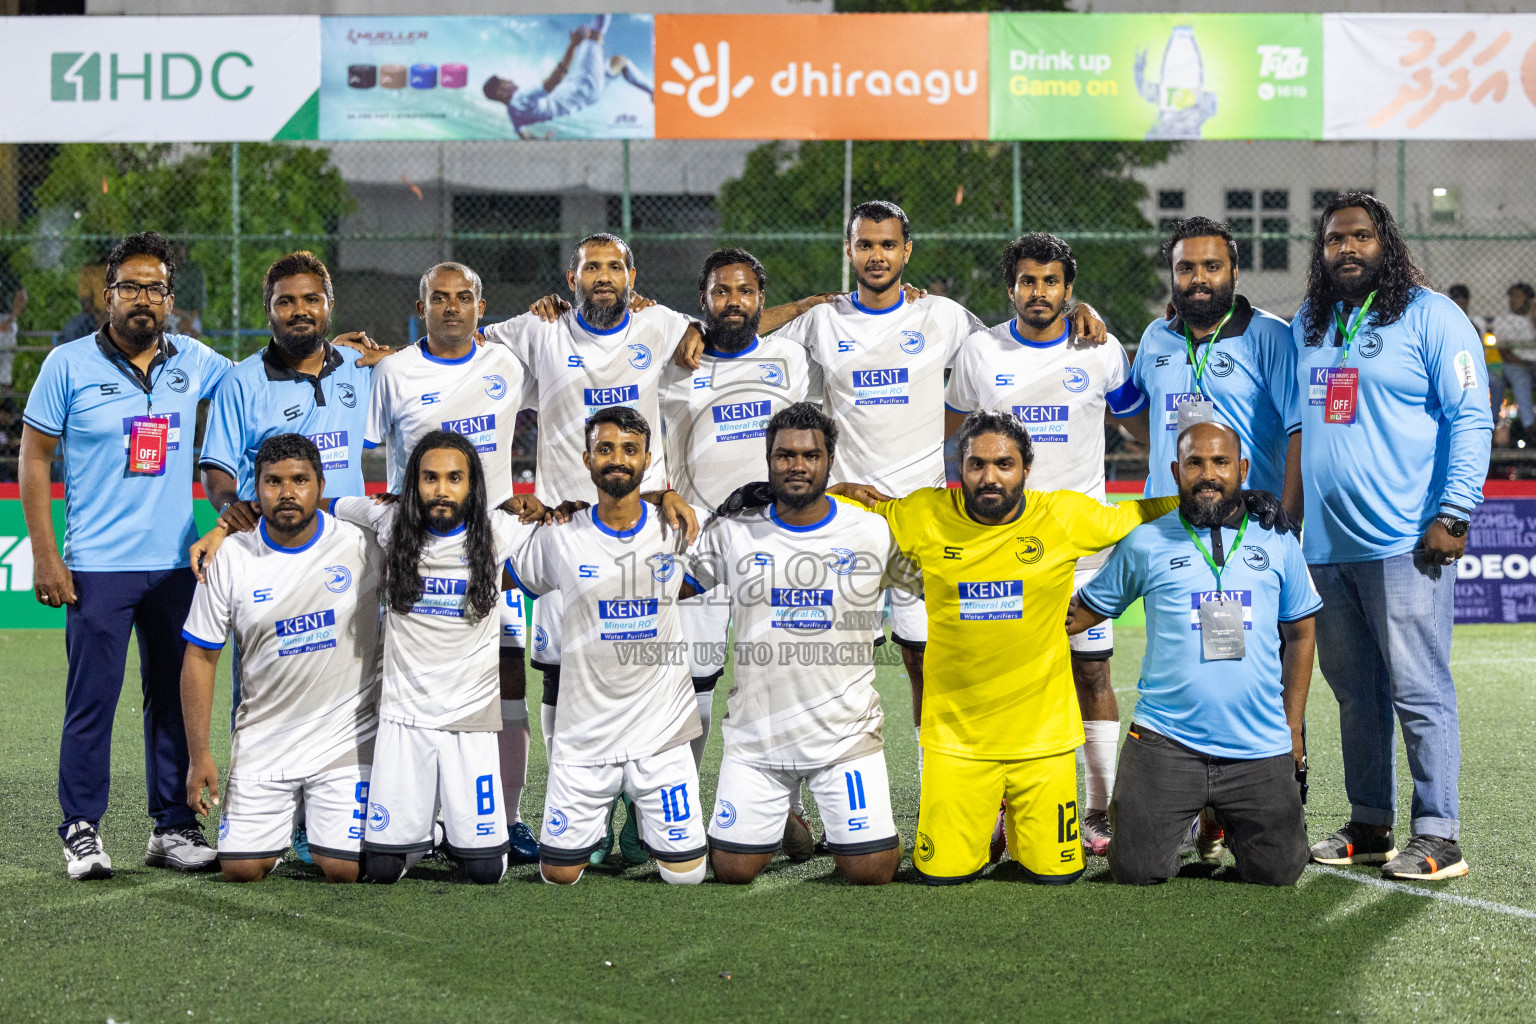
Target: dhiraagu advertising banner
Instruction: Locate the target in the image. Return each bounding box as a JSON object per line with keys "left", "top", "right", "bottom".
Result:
{"left": 989, "top": 12, "right": 1323, "bottom": 141}
{"left": 0, "top": 16, "right": 320, "bottom": 142}
{"left": 319, "top": 14, "right": 655, "bottom": 140}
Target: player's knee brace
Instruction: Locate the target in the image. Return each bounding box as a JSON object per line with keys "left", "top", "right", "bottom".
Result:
{"left": 364, "top": 852, "right": 408, "bottom": 884}
{"left": 463, "top": 854, "right": 507, "bottom": 885}
{"left": 657, "top": 859, "right": 706, "bottom": 885}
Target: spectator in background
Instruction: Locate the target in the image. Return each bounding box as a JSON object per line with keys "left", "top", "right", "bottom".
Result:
{"left": 0, "top": 400, "right": 19, "bottom": 483}
{"left": 166, "top": 247, "right": 203, "bottom": 339}
{"left": 60, "top": 264, "right": 108, "bottom": 345}
{"left": 1450, "top": 285, "right": 1505, "bottom": 436}
{"left": 0, "top": 284, "right": 26, "bottom": 390}
{"left": 1493, "top": 283, "right": 1536, "bottom": 441}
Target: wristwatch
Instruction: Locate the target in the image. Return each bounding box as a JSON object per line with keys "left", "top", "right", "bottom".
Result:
{"left": 1433, "top": 513, "right": 1469, "bottom": 538}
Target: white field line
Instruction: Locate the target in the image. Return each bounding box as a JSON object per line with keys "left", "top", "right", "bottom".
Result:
{"left": 1307, "top": 864, "right": 1536, "bottom": 921}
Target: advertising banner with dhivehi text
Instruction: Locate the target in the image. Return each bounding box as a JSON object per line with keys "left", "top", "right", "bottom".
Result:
{"left": 319, "top": 15, "right": 655, "bottom": 141}
{"left": 0, "top": 16, "right": 319, "bottom": 143}
{"left": 1323, "top": 14, "right": 1536, "bottom": 139}
{"left": 989, "top": 12, "right": 1322, "bottom": 141}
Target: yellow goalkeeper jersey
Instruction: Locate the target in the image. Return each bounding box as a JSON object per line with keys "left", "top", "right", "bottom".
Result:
{"left": 875, "top": 487, "right": 1177, "bottom": 762}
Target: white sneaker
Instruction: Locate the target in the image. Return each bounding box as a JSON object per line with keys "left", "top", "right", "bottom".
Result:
{"left": 145, "top": 825, "right": 217, "bottom": 872}
{"left": 63, "top": 821, "right": 114, "bottom": 880}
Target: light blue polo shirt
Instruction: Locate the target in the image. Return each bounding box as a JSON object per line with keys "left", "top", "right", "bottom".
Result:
{"left": 1078, "top": 510, "right": 1322, "bottom": 759}
{"left": 200, "top": 341, "right": 372, "bottom": 500}
{"left": 23, "top": 330, "right": 230, "bottom": 572}
{"left": 1127, "top": 296, "right": 1300, "bottom": 499}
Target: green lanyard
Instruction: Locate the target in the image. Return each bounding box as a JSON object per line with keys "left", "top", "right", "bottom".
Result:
{"left": 1182, "top": 306, "right": 1235, "bottom": 401}
{"left": 1178, "top": 511, "right": 1249, "bottom": 594}
{"left": 1332, "top": 290, "right": 1377, "bottom": 366}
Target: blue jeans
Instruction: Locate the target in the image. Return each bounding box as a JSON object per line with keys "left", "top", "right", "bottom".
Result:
{"left": 1308, "top": 552, "right": 1460, "bottom": 840}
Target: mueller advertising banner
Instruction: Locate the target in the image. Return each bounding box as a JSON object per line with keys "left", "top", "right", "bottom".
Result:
{"left": 989, "top": 13, "right": 1323, "bottom": 141}
{"left": 653, "top": 14, "right": 989, "bottom": 140}
{"left": 0, "top": 16, "right": 320, "bottom": 142}
{"left": 318, "top": 14, "right": 656, "bottom": 141}
{"left": 1323, "top": 14, "right": 1536, "bottom": 139}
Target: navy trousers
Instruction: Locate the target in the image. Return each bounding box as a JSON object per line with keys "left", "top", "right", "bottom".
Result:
{"left": 59, "top": 568, "right": 199, "bottom": 839}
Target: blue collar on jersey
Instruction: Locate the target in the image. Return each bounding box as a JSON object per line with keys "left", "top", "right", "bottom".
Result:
{"left": 417, "top": 338, "right": 476, "bottom": 366}
{"left": 770, "top": 496, "right": 837, "bottom": 533}
{"left": 1009, "top": 320, "right": 1071, "bottom": 349}
{"left": 849, "top": 290, "right": 905, "bottom": 316}
{"left": 576, "top": 309, "right": 631, "bottom": 336}
{"left": 259, "top": 511, "right": 327, "bottom": 554}
{"left": 426, "top": 518, "right": 468, "bottom": 538}
{"left": 592, "top": 500, "right": 648, "bottom": 540}
{"left": 703, "top": 336, "right": 761, "bottom": 359}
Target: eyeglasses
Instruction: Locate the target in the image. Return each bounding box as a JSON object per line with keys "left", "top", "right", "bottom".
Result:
{"left": 110, "top": 281, "right": 171, "bottom": 304}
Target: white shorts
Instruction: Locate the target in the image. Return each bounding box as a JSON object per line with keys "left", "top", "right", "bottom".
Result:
{"left": 364, "top": 719, "right": 508, "bottom": 860}
{"left": 1070, "top": 561, "right": 1113, "bottom": 658}
{"left": 887, "top": 589, "right": 927, "bottom": 647}
{"left": 218, "top": 764, "right": 370, "bottom": 862}
{"left": 500, "top": 591, "right": 527, "bottom": 650}
{"left": 708, "top": 749, "right": 898, "bottom": 857}
{"left": 530, "top": 592, "right": 562, "bottom": 669}
{"left": 540, "top": 743, "right": 706, "bottom": 866}
{"left": 679, "top": 591, "right": 730, "bottom": 681}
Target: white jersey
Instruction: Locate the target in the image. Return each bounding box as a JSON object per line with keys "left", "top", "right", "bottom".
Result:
{"left": 182, "top": 512, "right": 381, "bottom": 781}
{"left": 658, "top": 334, "right": 814, "bottom": 509}
{"left": 511, "top": 503, "right": 702, "bottom": 767}
{"left": 483, "top": 305, "right": 692, "bottom": 505}
{"left": 364, "top": 340, "right": 531, "bottom": 507}
{"left": 331, "top": 497, "right": 535, "bottom": 732}
{"left": 688, "top": 497, "right": 918, "bottom": 772}
{"left": 944, "top": 320, "right": 1144, "bottom": 500}
{"left": 774, "top": 291, "right": 982, "bottom": 496}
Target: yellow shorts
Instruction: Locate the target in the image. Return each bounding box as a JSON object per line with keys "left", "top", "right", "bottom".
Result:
{"left": 914, "top": 747, "right": 1084, "bottom": 885}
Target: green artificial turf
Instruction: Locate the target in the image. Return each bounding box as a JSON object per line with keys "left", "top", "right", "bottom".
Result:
{"left": 1, "top": 625, "right": 1534, "bottom": 1023}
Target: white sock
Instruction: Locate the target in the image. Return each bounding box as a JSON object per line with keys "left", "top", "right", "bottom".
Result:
{"left": 1082, "top": 719, "right": 1120, "bottom": 812}
{"left": 540, "top": 703, "right": 556, "bottom": 763}
{"left": 791, "top": 783, "right": 805, "bottom": 818}
{"left": 499, "top": 699, "right": 529, "bottom": 825}
{"left": 690, "top": 690, "right": 713, "bottom": 768}
{"left": 658, "top": 860, "right": 706, "bottom": 885}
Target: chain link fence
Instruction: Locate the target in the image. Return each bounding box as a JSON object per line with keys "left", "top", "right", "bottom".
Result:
{"left": 1, "top": 137, "right": 1533, "bottom": 482}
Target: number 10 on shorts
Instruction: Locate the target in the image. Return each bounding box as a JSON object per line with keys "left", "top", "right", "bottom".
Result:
{"left": 661, "top": 783, "right": 691, "bottom": 823}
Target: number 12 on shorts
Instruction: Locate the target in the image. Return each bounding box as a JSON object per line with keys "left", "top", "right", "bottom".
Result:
{"left": 846, "top": 770, "right": 868, "bottom": 831}
{"left": 1057, "top": 801, "right": 1078, "bottom": 844}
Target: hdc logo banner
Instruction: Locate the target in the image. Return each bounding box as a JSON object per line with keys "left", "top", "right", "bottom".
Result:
{"left": 989, "top": 12, "right": 1322, "bottom": 140}
{"left": 0, "top": 16, "right": 320, "bottom": 142}
{"left": 654, "top": 14, "right": 989, "bottom": 140}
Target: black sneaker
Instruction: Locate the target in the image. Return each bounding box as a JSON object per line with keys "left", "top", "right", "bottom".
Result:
{"left": 1382, "top": 834, "right": 1469, "bottom": 880}
{"left": 1310, "top": 821, "right": 1396, "bottom": 865}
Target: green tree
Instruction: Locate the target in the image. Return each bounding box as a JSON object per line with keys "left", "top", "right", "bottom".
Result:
{"left": 6, "top": 142, "right": 352, "bottom": 388}
{"left": 717, "top": 139, "right": 1175, "bottom": 335}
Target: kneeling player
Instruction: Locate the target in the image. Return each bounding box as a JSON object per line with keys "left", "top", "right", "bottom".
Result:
{"left": 181, "top": 434, "right": 381, "bottom": 883}
{"left": 512, "top": 408, "right": 708, "bottom": 885}
{"left": 688, "top": 404, "right": 909, "bottom": 885}
{"left": 332, "top": 431, "right": 545, "bottom": 885}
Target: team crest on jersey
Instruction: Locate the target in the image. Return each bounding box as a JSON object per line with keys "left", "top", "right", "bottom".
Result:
{"left": 338, "top": 383, "right": 358, "bottom": 408}
{"left": 899, "top": 330, "right": 925, "bottom": 355}
{"left": 534, "top": 625, "right": 549, "bottom": 652}
{"left": 628, "top": 343, "right": 652, "bottom": 370}
{"left": 218, "top": 815, "right": 230, "bottom": 841}
{"left": 759, "top": 363, "right": 785, "bottom": 387}
{"left": 323, "top": 565, "right": 353, "bottom": 594}
{"left": 1016, "top": 536, "right": 1044, "bottom": 564}
{"left": 916, "top": 831, "right": 935, "bottom": 862}
{"left": 649, "top": 553, "right": 678, "bottom": 582}
{"left": 368, "top": 803, "right": 390, "bottom": 831}
{"left": 483, "top": 374, "right": 508, "bottom": 400}
{"left": 546, "top": 808, "right": 569, "bottom": 836}
{"left": 166, "top": 368, "right": 190, "bottom": 393}
{"left": 1208, "top": 351, "right": 1236, "bottom": 377}
{"left": 715, "top": 800, "right": 737, "bottom": 828}
{"left": 1243, "top": 548, "right": 1271, "bottom": 571}
{"left": 1358, "top": 331, "right": 1384, "bottom": 358}
{"left": 1062, "top": 367, "right": 1089, "bottom": 393}
{"left": 828, "top": 547, "right": 857, "bottom": 575}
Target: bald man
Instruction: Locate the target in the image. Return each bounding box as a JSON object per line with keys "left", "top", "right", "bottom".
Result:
{"left": 1066, "top": 422, "right": 1320, "bottom": 886}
